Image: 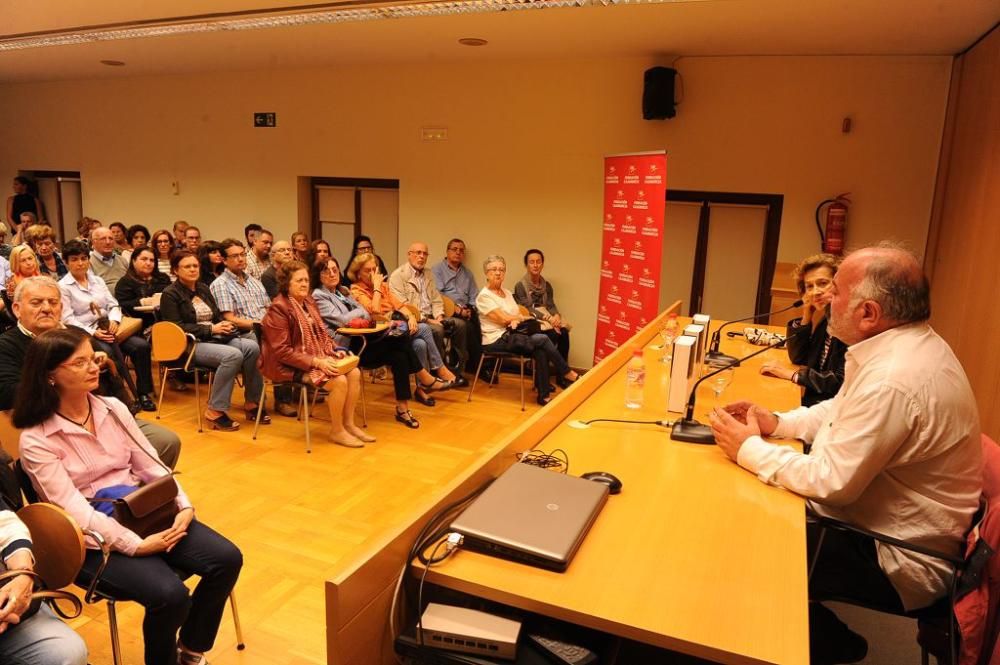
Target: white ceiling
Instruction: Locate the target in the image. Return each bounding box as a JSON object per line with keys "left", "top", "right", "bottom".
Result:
{"left": 1, "top": 0, "right": 998, "bottom": 83}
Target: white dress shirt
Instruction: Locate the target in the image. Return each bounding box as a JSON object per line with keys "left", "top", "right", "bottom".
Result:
{"left": 58, "top": 272, "right": 122, "bottom": 334}
{"left": 737, "top": 322, "right": 982, "bottom": 610}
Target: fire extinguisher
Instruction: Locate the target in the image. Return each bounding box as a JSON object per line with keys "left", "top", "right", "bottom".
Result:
{"left": 815, "top": 193, "right": 850, "bottom": 255}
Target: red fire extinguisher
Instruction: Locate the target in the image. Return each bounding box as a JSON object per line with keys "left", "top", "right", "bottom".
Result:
{"left": 815, "top": 193, "right": 850, "bottom": 255}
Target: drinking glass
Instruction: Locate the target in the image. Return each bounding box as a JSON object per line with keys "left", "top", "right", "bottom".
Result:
{"left": 659, "top": 326, "right": 676, "bottom": 364}
{"left": 711, "top": 368, "right": 734, "bottom": 403}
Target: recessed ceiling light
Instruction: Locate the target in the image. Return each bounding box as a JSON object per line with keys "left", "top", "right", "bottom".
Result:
{"left": 458, "top": 38, "right": 488, "bottom": 47}
{"left": 100, "top": 59, "right": 126, "bottom": 66}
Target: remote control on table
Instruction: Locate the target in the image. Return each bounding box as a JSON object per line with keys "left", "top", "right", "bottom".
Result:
{"left": 526, "top": 633, "right": 598, "bottom": 665}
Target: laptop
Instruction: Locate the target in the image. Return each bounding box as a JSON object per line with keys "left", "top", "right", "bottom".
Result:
{"left": 450, "top": 462, "right": 609, "bottom": 572}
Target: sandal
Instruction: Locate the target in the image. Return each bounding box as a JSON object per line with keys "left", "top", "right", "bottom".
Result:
{"left": 246, "top": 407, "right": 271, "bottom": 424}
{"left": 420, "top": 377, "right": 454, "bottom": 392}
{"left": 395, "top": 409, "right": 420, "bottom": 429}
{"left": 414, "top": 389, "right": 436, "bottom": 407}
{"left": 206, "top": 413, "right": 240, "bottom": 431}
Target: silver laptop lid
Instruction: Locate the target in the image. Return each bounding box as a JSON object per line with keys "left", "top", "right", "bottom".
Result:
{"left": 450, "top": 462, "right": 608, "bottom": 566}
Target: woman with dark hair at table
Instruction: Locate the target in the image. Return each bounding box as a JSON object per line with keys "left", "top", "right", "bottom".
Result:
{"left": 123, "top": 224, "right": 151, "bottom": 262}
{"left": 15, "top": 327, "right": 242, "bottom": 665}
{"left": 159, "top": 250, "right": 266, "bottom": 430}
{"left": 261, "top": 260, "right": 372, "bottom": 446}
{"left": 342, "top": 235, "right": 388, "bottom": 286}
{"left": 312, "top": 257, "right": 436, "bottom": 428}
{"left": 115, "top": 246, "right": 171, "bottom": 331}
{"left": 150, "top": 229, "right": 176, "bottom": 279}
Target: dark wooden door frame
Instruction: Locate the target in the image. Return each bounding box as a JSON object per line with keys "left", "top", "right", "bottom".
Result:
{"left": 666, "top": 190, "right": 784, "bottom": 317}
{"left": 309, "top": 177, "right": 399, "bottom": 242}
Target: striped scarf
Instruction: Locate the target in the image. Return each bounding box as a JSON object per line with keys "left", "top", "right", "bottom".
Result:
{"left": 289, "top": 296, "right": 332, "bottom": 385}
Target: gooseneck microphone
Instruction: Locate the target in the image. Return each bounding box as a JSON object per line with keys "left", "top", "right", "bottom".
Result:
{"left": 705, "top": 299, "right": 803, "bottom": 366}
{"left": 671, "top": 336, "right": 788, "bottom": 445}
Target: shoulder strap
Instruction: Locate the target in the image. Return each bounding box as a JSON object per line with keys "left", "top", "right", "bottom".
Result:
{"left": 97, "top": 397, "right": 174, "bottom": 475}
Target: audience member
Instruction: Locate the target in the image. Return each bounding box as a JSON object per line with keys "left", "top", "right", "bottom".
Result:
{"left": 246, "top": 229, "right": 272, "bottom": 281}
{"left": 183, "top": 226, "right": 202, "bottom": 253}
{"left": 3, "top": 245, "right": 41, "bottom": 315}
{"left": 390, "top": 241, "right": 469, "bottom": 386}
{"left": 261, "top": 240, "right": 292, "bottom": 299}
{"left": 59, "top": 240, "right": 157, "bottom": 412}
{"left": 0, "top": 276, "right": 180, "bottom": 467}
{"left": 760, "top": 253, "right": 847, "bottom": 406}
{"left": 244, "top": 223, "right": 262, "bottom": 248}
{"left": 291, "top": 232, "right": 309, "bottom": 262}
{"left": 159, "top": 250, "right": 265, "bottom": 431}
{"left": 16, "top": 327, "right": 241, "bottom": 665}
{"left": 350, "top": 252, "right": 457, "bottom": 387}
{"left": 23, "top": 224, "right": 67, "bottom": 279}
{"left": 306, "top": 239, "right": 332, "bottom": 268}
{"left": 0, "top": 222, "right": 10, "bottom": 259}
{"left": 0, "top": 505, "right": 89, "bottom": 665}
{"left": 261, "top": 260, "right": 371, "bottom": 447}
{"left": 198, "top": 241, "right": 224, "bottom": 286}
{"left": 151, "top": 229, "right": 175, "bottom": 279}
{"left": 709, "top": 244, "right": 982, "bottom": 664}
{"left": 74, "top": 216, "right": 100, "bottom": 247}
{"left": 6, "top": 177, "right": 42, "bottom": 234}
{"left": 89, "top": 227, "right": 129, "bottom": 292}
{"left": 109, "top": 222, "right": 130, "bottom": 254}
{"left": 312, "top": 258, "right": 439, "bottom": 426}
{"left": 344, "top": 235, "right": 388, "bottom": 285}
{"left": 124, "top": 224, "right": 151, "bottom": 262}
{"left": 477, "top": 256, "right": 577, "bottom": 405}
{"left": 172, "top": 220, "right": 189, "bottom": 249}
{"left": 514, "top": 249, "right": 570, "bottom": 363}
{"left": 115, "top": 246, "right": 171, "bottom": 331}
{"left": 432, "top": 238, "right": 482, "bottom": 372}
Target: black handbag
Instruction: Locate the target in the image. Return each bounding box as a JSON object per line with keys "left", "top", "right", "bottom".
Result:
{"left": 514, "top": 319, "right": 542, "bottom": 336}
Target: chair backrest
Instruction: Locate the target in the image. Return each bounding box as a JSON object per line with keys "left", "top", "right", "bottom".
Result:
{"left": 17, "top": 502, "right": 86, "bottom": 589}
{"left": 441, "top": 294, "right": 456, "bottom": 318}
{"left": 150, "top": 321, "right": 189, "bottom": 363}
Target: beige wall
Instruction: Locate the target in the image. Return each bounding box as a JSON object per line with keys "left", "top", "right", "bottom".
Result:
{"left": 0, "top": 54, "right": 950, "bottom": 367}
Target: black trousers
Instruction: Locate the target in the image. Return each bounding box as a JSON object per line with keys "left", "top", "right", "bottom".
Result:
{"left": 361, "top": 334, "right": 422, "bottom": 401}
{"left": 77, "top": 520, "right": 243, "bottom": 665}
{"left": 483, "top": 332, "right": 569, "bottom": 399}
{"left": 93, "top": 335, "right": 155, "bottom": 396}
{"left": 544, "top": 328, "right": 570, "bottom": 363}
{"left": 451, "top": 314, "right": 482, "bottom": 373}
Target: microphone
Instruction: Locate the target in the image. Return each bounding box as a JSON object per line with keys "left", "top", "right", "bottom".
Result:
{"left": 671, "top": 336, "right": 787, "bottom": 445}
{"left": 705, "top": 299, "right": 803, "bottom": 366}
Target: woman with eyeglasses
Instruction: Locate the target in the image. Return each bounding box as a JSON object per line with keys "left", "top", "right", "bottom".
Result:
{"left": 14, "top": 327, "right": 242, "bottom": 665}
{"left": 158, "top": 250, "right": 265, "bottom": 431}
{"left": 23, "top": 224, "right": 68, "bottom": 279}
{"left": 342, "top": 235, "right": 388, "bottom": 286}
{"left": 313, "top": 257, "right": 436, "bottom": 428}
{"left": 150, "top": 229, "right": 176, "bottom": 280}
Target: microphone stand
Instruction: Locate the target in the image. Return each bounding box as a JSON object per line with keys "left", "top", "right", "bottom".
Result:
{"left": 705, "top": 300, "right": 802, "bottom": 367}
{"left": 671, "top": 337, "right": 787, "bottom": 445}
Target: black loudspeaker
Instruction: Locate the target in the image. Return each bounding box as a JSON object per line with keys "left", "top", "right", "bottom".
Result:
{"left": 643, "top": 67, "right": 677, "bottom": 120}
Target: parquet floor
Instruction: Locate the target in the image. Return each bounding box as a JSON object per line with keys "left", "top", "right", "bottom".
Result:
{"left": 62, "top": 370, "right": 545, "bottom": 665}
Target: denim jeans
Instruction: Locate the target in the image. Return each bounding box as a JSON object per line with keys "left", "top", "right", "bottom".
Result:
{"left": 191, "top": 334, "right": 263, "bottom": 412}
{"left": 0, "top": 604, "right": 88, "bottom": 665}
{"left": 410, "top": 322, "right": 446, "bottom": 372}
{"left": 77, "top": 520, "right": 243, "bottom": 665}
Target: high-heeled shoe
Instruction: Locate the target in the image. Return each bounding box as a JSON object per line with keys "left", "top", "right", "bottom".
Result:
{"left": 395, "top": 409, "right": 420, "bottom": 429}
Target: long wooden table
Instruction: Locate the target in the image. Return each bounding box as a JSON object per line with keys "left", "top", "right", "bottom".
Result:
{"left": 419, "top": 319, "right": 808, "bottom": 664}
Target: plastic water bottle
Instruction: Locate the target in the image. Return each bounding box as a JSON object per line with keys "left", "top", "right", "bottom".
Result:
{"left": 625, "top": 350, "right": 645, "bottom": 409}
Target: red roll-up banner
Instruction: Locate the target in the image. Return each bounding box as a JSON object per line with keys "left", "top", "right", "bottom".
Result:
{"left": 593, "top": 151, "right": 666, "bottom": 365}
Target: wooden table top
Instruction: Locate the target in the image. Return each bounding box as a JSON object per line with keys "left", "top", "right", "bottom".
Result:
{"left": 422, "top": 320, "right": 809, "bottom": 665}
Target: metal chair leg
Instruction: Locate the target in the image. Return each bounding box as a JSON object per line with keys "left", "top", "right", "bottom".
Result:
{"left": 301, "top": 384, "right": 311, "bottom": 454}
{"left": 107, "top": 599, "right": 123, "bottom": 665}
{"left": 229, "top": 591, "right": 246, "bottom": 650}
{"left": 489, "top": 357, "right": 502, "bottom": 388}
{"left": 252, "top": 381, "right": 267, "bottom": 440}
{"left": 359, "top": 375, "right": 367, "bottom": 428}
{"left": 194, "top": 370, "right": 203, "bottom": 433}
{"left": 519, "top": 357, "right": 526, "bottom": 411}
{"left": 467, "top": 355, "right": 486, "bottom": 402}
{"left": 156, "top": 368, "right": 170, "bottom": 419}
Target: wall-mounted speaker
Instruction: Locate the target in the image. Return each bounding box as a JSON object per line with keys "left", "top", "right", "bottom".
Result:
{"left": 643, "top": 67, "right": 677, "bottom": 120}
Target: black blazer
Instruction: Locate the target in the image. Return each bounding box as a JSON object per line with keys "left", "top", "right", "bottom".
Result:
{"left": 159, "top": 280, "right": 225, "bottom": 340}
{"left": 785, "top": 317, "right": 847, "bottom": 407}
{"left": 115, "top": 272, "right": 171, "bottom": 328}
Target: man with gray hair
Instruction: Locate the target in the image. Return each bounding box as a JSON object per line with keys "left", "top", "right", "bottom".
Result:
{"left": 0, "top": 276, "right": 181, "bottom": 468}
{"left": 89, "top": 226, "right": 128, "bottom": 291}
{"left": 710, "top": 244, "right": 981, "bottom": 664}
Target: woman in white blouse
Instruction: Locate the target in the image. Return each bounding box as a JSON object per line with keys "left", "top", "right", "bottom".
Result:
{"left": 58, "top": 239, "right": 156, "bottom": 412}
{"left": 476, "top": 255, "right": 577, "bottom": 405}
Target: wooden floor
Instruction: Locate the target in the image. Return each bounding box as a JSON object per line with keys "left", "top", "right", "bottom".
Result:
{"left": 63, "top": 369, "right": 547, "bottom": 665}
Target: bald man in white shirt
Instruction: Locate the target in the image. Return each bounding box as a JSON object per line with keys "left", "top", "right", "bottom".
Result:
{"left": 710, "top": 244, "right": 982, "bottom": 664}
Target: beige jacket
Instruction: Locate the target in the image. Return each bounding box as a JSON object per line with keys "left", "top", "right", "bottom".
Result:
{"left": 388, "top": 262, "right": 444, "bottom": 319}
